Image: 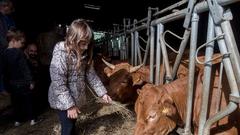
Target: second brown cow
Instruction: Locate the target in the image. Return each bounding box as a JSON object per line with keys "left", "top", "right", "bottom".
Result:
{"left": 134, "top": 62, "right": 240, "bottom": 135}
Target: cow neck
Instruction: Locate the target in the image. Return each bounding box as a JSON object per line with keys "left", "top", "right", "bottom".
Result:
{"left": 162, "top": 77, "right": 188, "bottom": 124}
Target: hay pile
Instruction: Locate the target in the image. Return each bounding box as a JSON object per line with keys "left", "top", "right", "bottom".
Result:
{"left": 75, "top": 88, "right": 136, "bottom": 135}
{"left": 0, "top": 88, "right": 136, "bottom": 135}
{"left": 76, "top": 99, "right": 135, "bottom": 135}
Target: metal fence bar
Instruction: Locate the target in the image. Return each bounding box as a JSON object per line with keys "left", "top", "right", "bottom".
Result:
{"left": 183, "top": 12, "right": 199, "bottom": 135}
{"left": 155, "top": 24, "right": 164, "bottom": 85}
{"left": 198, "top": 14, "right": 215, "bottom": 135}
{"left": 151, "top": 0, "right": 240, "bottom": 26}
{"left": 171, "top": 29, "right": 190, "bottom": 79}
{"left": 136, "top": 32, "right": 143, "bottom": 64}
{"left": 150, "top": 26, "right": 155, "bottom": 83}
{"left": 203, "top": 24, "right": 240, "bottom": 135}
{"left": 159, "top": 30, "right": 172, "bottom": 83}
{"left": 134, "top": 31, "right": 139, "bottom": 65}
{"left": 221, "top": 17, "right": 240, "bottom": 89}
{"left": 131, "top": 33, "right": 135, "bottom": 65}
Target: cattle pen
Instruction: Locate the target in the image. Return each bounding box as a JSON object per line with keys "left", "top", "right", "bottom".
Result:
{"left": 96, "top": 0, "right": 240, "bottom": 134}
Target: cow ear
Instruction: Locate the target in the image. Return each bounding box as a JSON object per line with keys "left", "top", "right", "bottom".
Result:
{"left": 137, "top": 89, "right": 141, "bottom": 95}
{"left": 159, "top": 93, "right": 175, "bottom": 116}
{"left": 162, "top": 106, "right": 170, "bottom": 115}
{"left": 162, "top": 103, "right": 176, "bottom": 117}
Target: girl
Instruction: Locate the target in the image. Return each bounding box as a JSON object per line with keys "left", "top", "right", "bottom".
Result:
{"left": 48, "top": 19, "right": 112, "bottom": 135}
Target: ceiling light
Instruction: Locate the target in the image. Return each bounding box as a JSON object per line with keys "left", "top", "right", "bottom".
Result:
{"left": 84, "top": 4, "right": 101, "bottom": 10}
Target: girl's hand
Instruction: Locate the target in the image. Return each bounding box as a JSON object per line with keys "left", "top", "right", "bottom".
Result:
{"left": 67, "top": 106, "right": 81, "bottom": 119}
{"left": 102, "top": 94, "right": 112, "bottom": 104}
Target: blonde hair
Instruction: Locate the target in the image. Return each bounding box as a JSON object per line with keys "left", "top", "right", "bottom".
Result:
{"left": 65, "top": 19, "right": 93, "bottom": 72}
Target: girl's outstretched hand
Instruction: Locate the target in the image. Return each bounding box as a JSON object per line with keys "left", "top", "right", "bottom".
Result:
{"left": 102, "top": 94, "right": 112, "bottom": 104}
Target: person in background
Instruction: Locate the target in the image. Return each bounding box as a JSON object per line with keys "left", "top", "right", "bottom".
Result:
{"left": 2, "top": 30, "right": 39, "bottom": 126}
{"left": 24, "top": 43, "right": 47, "bottom": 113}
{"left": 0, "top": 0, "right": 15, "bottom": 48}
{"left": 24, "top": 43, "right": 41, "bottom": 83}
{"left": 0, "top": 0, "right": 15, "bottom": 94}
{"left": 48, "top": 19, "right": 112, "bottom": 135}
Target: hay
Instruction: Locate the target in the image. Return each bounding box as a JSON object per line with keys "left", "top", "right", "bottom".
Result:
{"left": 85, "top": 84, "right": 133, "bottom": 120}
{"left": 95, "top": 98, "right": 133, "bottom": 120}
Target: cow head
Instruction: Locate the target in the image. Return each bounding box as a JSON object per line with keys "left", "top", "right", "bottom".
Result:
{"left": 108, "top": 69, "right": 135, "bottom": 103}
{"left": 134, "top": 84, "right": 178, "bottom": 135}
{"left": 102, "top": 58, "right": 145, "bottom": 85}
{"left": 102, "top": 59, "right": 144, "bottom": 103}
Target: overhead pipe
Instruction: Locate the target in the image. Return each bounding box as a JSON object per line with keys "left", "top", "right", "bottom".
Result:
{"left": 109, "top": 0, "right": 240, "bottom": 39}
{"left": 151, "top": 0, "right": 240, "bottom": 26}
{"left": 153, "top": 0, "right": 188, "bottom": 16}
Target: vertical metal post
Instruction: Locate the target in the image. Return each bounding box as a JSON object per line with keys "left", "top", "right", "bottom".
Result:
{"left": 133, "top": 19, "right": 138, "bottom": 66}
{"left": 143, "top": 38, "right": 150, "bottom": 65}
{"left": 136, "top": 32, "right": 143, "bottom": 64}
{"left": 134, "top": 31, "right": 139, "bottom": 65}
{"left": 203, "top": 24, "right": 240, "bottom": 135}
{"left": 131, "top": 33, "right": 135, "bottom": 65}
{"left": 198, "top": 14, "right": 215, "bottom": 135}
{"left": 221, "top": 19, "right": 240, "bottom": 89}
{"left": 155, "top": 24, "right": 164, "bottom": 85}
{"left": 143, "top": 7, "right": 152, "bottom": 66}
{"left": 119, "top": 37, "right": 122, "bottom": 60}
{"left": 159, "top": 31, "right": 172, "bottom": 83}
{"left": 126, "top": 37, "right": 129, "bottom": 59}
{"left": 150, "top": 26, "right": 155, "bottom": 83}
{"left": 214, "top": 26, "right": 239, "bottom": 102}
{"left": 184, "top": 12, "right": 199, "bottom": 135}
{"left": 123, "top": 18, "right": 128, "bottom": 60}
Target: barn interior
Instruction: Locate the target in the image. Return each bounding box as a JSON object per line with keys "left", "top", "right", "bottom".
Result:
{"left": 5, "top": 0, "right": 238, "bottom": 51}
{"left": 1, "top": 0, "right": 240, "bottom": 134}
{"left": 10, "top": 0, "right": 240, "bottom": 57}
{"left": 12, "top": 0, "right": 181, "bottom": 34}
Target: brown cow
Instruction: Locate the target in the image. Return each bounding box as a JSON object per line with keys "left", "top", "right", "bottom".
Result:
{"left": 134, "top": 63, "right": 240, "bottom": 135}
{"left": 102, "top": 60, "right": 145, "bottom": 103}
{"left": 101, "top": 57, "right": 190, "bottom": 104}
{"left": 101, "top": 53, "right": 221, "bottom": 104}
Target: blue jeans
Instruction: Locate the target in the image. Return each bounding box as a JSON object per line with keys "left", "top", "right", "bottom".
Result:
{"left": 57, "top": 110, "right": 76, "bottom": 135}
